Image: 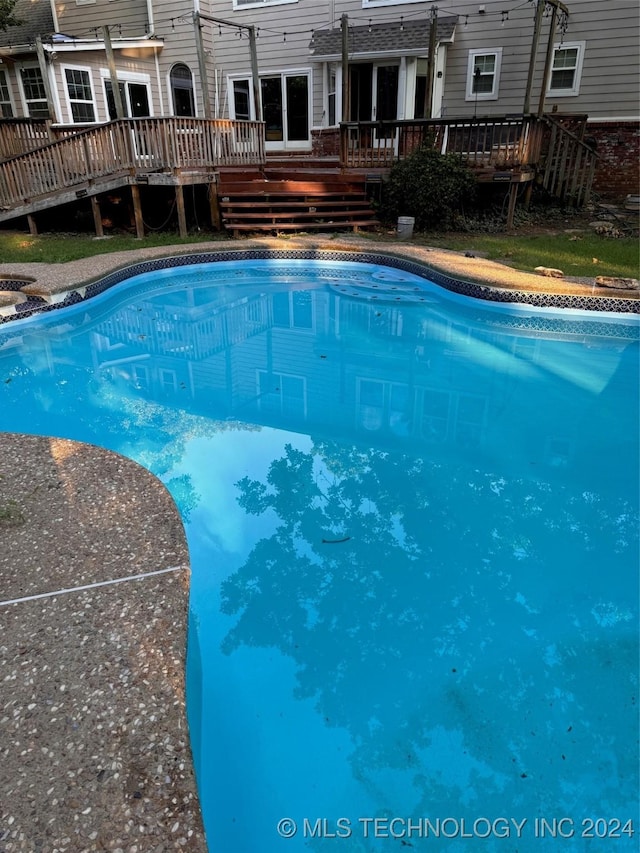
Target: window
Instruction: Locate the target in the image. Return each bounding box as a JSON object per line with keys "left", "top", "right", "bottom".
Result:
{"left": 64, "top": 68, "right": 96, "bottom": 123}
{"left": 465, "top": 49, "right": 502, "bottom": 101}
{"left": 327, "top": 68, "right": 336, "bottom": 126}
{"left": 170, "top": 64, "right": 195, "bottom": 116}
{"left": 272, "top": 291, "right": 313, "bottom": 329}
{"left": 362, "top": 0, "right": 422, "bottom": 6}
{"left": 19, "top": 67, "right": 49, "bottom": 118}
{"left": 257, "top": 371, "right": 306, "bottom": 419}
{"left": 357, "top": 379, "right": 412, "bottom": 435}
{"left": 0, "top": 68, "right": 14, "bottom": 118}
{"left": 232, "top": 80, "right": 251, "bottom": 121}
{"left": 103, "top": 76, "right": 151, "bottom": 119}
{"left": 548, "top": 42, "right": 585, "bottom": 96}
{"left": 234, "top": 0, "right": 296, "bottom": 7}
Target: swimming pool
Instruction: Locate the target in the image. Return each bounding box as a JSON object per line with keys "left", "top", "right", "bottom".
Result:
{"left": 0, "top": 256, "right": 638, "bottom": 852}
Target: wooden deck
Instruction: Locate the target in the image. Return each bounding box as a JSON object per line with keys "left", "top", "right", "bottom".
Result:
{"left": 0, "top": 117, "right": 265, "bottom": 234}
{"left": 0, "top": 113, "right": 597, "bottom": 234}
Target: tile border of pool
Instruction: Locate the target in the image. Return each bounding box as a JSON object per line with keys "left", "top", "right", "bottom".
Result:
{"left": 1, "top": 243, "right": 638, "bottom": 328}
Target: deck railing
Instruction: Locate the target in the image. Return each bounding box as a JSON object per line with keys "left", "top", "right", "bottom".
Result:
{"left": 339, "top": 114, "right": 596, "bottom": 206}
{"left": 340, "top": 116, "right": 540, "bottom": 169}
{"left": 0, "top": 117, "right": 265, "bottom": 210}
{"left": 0, "top": 118, "right": 56, "bottom": 161}
{"left": 539, "top": 115, "right": 597, "bottom": 206}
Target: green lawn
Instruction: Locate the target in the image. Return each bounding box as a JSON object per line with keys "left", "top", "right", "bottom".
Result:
{"left": 0, "top": 231, "right": 223, "bottom": 264}
{"left": 419, "top": 232, "right": 639, "bottom": 280}
{"left": 0, "top": 228, "right": 638, "bottom": 280}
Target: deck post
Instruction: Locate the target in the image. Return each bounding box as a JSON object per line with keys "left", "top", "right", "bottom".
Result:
{"left": 131, "top": 184, "right": 145, "bottom": 238}
{"left": 341, "top": 15, "right": 350, "bottom": 122}
{"left": 506, "top": 182, "right": 518, "bottom": 230}
{"left": 176, "top": 184, "right": 188, "bottom": 237}
{"left": 537, "top": 4, "right": 559, "bottom": 117}
{"left": 103, "top": 27, "right": 125, "bottom": 119}
{"left": 424, "top": 7, "right": 438, "bottom": 119}
{"left": 35, "top": 37, "right": 59, "bottom": 123}
{"left": 193, "top": 14, "right": 212, "bottom": 120}
{"left": 27, "top": 214, "right": 38, "bottom": 236}
{"left": 248, "top": 27, "right": 262, "bottom": 123}
{"left": 523, "top": 0, "right": 544, "bottom": 114}
{"left": 209, "top": 180, "right": 222, "bottom": 230}
{"left": 91, "top": 196, "right": 104, "bottom": 238}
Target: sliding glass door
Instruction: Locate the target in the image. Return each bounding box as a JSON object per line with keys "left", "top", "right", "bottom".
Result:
{"left": 232, "top": 71, "right": 311, "bottom": 151}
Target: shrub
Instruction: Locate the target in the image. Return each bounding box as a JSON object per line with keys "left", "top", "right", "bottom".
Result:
{"left": 381, "top": 146, "right": 476, "bottom": 231}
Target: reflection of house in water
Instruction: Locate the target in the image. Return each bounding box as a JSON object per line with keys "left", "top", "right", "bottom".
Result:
{"left": 86, "top": 283, "right": 559, "bottom": 460}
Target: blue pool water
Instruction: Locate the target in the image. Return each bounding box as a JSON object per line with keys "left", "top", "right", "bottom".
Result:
{"left": 0, "top": 259, "right": 638, "bottom": 852}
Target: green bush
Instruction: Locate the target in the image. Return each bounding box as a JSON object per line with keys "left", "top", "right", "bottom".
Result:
{"left": 381, "top": 146, "right": 476, "bottom": 231}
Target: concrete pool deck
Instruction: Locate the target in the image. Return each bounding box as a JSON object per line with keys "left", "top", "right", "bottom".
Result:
{"left": 0, "top": 235, "right": 637, "bottom": 852}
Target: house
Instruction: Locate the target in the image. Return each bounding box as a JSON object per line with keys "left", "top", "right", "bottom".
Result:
{"left": 0, "top": 0, "right": 637, "bottom": 202}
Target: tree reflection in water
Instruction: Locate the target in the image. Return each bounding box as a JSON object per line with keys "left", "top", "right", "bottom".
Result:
{"left": 221, "top": 438, "right": 637, "bottom": 822}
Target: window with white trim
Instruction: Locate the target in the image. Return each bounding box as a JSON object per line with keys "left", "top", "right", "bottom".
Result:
{"left": 64, "top": 67, "right": 96, "bottom": 123}
{"left": 362, "top": 0, "right": 423, "bottom": 6}
{"left": 233, "top": 0, "right": 296, "bottom": 8}
{"left": 465, "top": 49, "right": 502, "bottom": 101}
{"left": 19, "top": 67, "right": 49, "bottom": 118}
{"left": 257, "top": 370, "right": 307, "bottom": 419}
{"left": 170, "top": 63, "right": 195, "bottom": 116}
{"left": 548, "top": 42, "right": 585, "bottom": 96}
{"left": 272, "top": 291, "right": 314, "bottom": 330}
{"left": 0, "top": 68, "right": 14, "bottom": 118}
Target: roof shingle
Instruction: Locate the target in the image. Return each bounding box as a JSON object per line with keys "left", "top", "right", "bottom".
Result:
{"left": 310, "top": 17, "right": 458, "bottom": 59}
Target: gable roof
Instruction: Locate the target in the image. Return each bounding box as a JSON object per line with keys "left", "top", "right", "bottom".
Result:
{"left": 0, "top": 0, "right": 55, "bottom": 50}
{"left": 310, "top": 17, "right": 458, "bottom": 61}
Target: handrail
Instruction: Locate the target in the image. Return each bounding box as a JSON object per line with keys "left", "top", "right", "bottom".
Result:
{"left": 340, "top": 115, "right": 538, "bottom": 169}
{"left": 538, "top": 114, "right": 598, "bottom": 205}
{"left": 0, "top": 117, "right": 265, "bottom": 211}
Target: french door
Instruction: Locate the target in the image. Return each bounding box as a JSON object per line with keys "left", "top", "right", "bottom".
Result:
{"left": 260, "top": 72, "right": 311, "bottom": 151}
{"left": 349, "top": 63, "right": 399, "bottom": 152}
{"left": 372, "top": 64, "right": 399, "bottom": 151}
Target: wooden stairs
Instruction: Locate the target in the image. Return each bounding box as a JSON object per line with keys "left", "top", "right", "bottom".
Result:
{"left": 217, "top": 166, "right": 380, "bottom": 236}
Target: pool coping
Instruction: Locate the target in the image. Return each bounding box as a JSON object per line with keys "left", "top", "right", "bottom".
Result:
{"left": 0, "top": 435, "right": 207, "bottom": 853}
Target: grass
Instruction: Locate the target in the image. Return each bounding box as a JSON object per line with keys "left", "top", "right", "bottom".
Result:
{"left": 0, "top": 226, "right": 638, "bottom": 280}
{"left": 420, "top": 232, "right": 639, "bottom": 279}
{"left": 0, "top": 230, "right": 224, "bottom": 264}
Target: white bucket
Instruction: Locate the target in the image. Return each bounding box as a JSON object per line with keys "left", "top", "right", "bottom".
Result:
{"left": 397, "top": 216, "right": 415, "bottom": 239}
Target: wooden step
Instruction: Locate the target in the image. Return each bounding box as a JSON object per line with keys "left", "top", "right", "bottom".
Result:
{"left": 225, "top": 220, "right": 378, "bottom": 234}
{"left": 220, "top": 199, "right": 374, "bottom": 210}
{"left": 222, "top": 210, "right": 375, "bottom": 222}
{"left": 217, "top": 180, "right": 365, "bottom": 195}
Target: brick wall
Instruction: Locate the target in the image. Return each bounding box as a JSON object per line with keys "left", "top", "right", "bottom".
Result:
{"left": 311, "top": 127, "right": 340, "bottom": 158}
{"left": 586, "top": 121, "right": 640, "bottom": 202}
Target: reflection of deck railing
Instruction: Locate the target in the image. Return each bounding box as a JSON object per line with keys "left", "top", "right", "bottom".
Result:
{"left": 340, "top": 116, "right": 542, "bottom": 169}
{"left": 0, "top": 117, "right": 265, "bottom": 210}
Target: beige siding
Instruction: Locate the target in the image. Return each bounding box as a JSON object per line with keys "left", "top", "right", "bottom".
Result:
{"left": 203, "top": 0, "right": 638, "bottom": 124}
{"left": 35, "top": 0, "right": 637, "bottom": 127}
{"left": 55, "top": 0, "right": 150, "bottom": 40}
{"left": 151, "top": 0, "right": 210, "bottom": 117}
{"left": 440, "top": 0, "right": 639, "bottom": 119}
